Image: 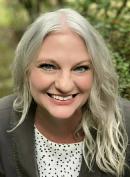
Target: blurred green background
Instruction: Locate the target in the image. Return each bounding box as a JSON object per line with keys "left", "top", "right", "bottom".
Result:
{"left": 0, "top": 0, "right": 130, "bottom": 99}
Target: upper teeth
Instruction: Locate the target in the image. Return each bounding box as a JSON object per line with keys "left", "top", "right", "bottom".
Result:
{"left": 52, "top": 95, "right": 73, "bottom": 101}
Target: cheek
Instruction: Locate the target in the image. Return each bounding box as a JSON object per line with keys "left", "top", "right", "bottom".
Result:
{"left": 76, "top": 75, "right": 93, "bottom": 92}
{"left": 28, "top": 70, "right": 52, "bottom": 91}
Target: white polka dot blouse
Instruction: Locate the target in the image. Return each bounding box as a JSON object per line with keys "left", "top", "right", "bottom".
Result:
{"left": 34, "top": 127, "right": 83, "bottom": 177}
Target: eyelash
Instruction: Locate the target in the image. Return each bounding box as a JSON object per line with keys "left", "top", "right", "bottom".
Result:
{"left": 38, "top": 63, "right": 90, "bottom": 73}
{"left": 38, "top": 63, "right": 57, "bottom": 71}
{"left": 73, "top": 65, "right": 90, "bottom": 73}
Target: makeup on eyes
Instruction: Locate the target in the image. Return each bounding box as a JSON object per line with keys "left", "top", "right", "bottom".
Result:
{"left": 38, "top": 63, "right": 57, "bottom": 70}
{"left": 36, "top": 58, "right": 92, "bottom": 73}
{"left": 73, "top": 65, "right": 91, "bottom": 73}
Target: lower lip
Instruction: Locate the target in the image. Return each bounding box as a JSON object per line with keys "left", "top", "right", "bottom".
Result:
{"left": 47, "top": 95, "right": 76, "bottom": 105}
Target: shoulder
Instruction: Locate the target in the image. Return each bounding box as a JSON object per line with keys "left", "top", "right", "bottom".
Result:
{"left": 0, "top": 95, "right": 18, "bottom": 176}
{"left": 118, "top": 97, "right": 130, "bottom": 136}
{"left": 0, "top": 94, "right": 16, "bottom": 132}
{"left": 0, "top": 94, "right": 16, "bottom": 111}
{"left": 118, "top": 97, "right": 130, "bottom": 113}
{"left": 118, "top": 97, "right": 130, "bottom": 120}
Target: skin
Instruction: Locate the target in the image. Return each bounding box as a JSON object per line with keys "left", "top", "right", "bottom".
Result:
{"left": 28, "top": 28, "right": 93, "bottom": 143}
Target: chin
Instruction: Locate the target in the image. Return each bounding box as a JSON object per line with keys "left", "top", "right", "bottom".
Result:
{"left": 48, "top": 108, "right": 79, "bottom": 120}
{"left": 50, "top": 113, "right": 74, "bottom": 120}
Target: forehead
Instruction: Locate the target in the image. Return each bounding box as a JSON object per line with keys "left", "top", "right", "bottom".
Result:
{"left": 36, "top": 30, "right": 90, "bottom": 64}
{"left": 29, "top": 27, "right": 92, "bottom": 68}
{"left": 40, "top": 29, "right": 88, "bottom": 53}
{"left": 44, "top": 27, "right": 85, "bottom": 43}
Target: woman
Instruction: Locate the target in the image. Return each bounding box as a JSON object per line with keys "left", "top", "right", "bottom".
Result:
{"left": 0, "top": 8, "right": 130, "bottom": 177}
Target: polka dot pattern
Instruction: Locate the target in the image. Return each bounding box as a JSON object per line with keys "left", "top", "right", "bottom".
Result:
{"left": 34, "top": 127, "right": 83, "bottom": 177}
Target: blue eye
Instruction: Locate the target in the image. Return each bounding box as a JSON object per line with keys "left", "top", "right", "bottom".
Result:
{"left": 39, "top": 63, "right": 56, "bottom": 71}
{"left": 74, "top": 65, "right": 90, "bottom": 73}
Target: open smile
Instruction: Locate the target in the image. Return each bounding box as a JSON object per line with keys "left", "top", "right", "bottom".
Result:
{"left": 47, "top": 93, "right": 78, "bottom": 101}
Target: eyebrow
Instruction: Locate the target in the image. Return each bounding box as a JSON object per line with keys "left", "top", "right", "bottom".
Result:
{"left": 75, "top": 60, "right": 91, "bottom": 65}
{"left": 37, "top": 58, "right": 91, "bottom": 65}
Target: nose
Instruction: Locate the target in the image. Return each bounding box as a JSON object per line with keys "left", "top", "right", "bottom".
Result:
{"left": 55, "top": 71, "right": 75, "bottom": 93}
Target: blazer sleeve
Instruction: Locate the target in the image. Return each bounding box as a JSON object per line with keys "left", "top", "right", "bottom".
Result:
{"left": 0, "top": 95, "right": 16, "bottom": 177}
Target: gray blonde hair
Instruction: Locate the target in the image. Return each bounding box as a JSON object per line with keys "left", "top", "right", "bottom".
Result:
{"left": 12, "top": 8, "right": 128, "bottom": 177}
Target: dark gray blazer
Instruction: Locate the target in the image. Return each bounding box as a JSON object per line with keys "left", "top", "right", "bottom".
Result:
{"left": 0, "top": 95, "right": 130, "bottom": 177}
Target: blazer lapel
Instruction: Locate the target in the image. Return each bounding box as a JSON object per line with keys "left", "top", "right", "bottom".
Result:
{"left": 10, "top": 102, "right": 39, "bottom": 177}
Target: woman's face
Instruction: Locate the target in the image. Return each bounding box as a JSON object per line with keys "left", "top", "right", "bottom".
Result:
{"left": 28, "top": 30, "right": 93, "bottom": 120}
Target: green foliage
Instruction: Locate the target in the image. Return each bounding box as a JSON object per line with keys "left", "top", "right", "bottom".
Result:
{"left": 112, "top": 52, "right": 130, "bottom": 99}
{"left": 0, "top": 0, "right": 12, "bottom": 27}
{"left": 0, "top": 28, "right": 14, "bottom": 97}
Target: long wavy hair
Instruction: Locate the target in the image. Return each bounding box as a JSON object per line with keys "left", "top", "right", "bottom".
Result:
{"left": 11, "top": 8, "right": 128, "bottom": 177}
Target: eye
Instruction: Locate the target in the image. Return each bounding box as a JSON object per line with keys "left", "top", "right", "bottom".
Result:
{"left": 74, "top": 65, "right": 90, "bottom": 73}
{"left": 38, "top": 63, "right": 57, "bottom": 71}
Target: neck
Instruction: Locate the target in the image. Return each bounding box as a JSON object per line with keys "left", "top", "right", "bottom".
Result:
{"left": 34, "top": 106, "right": 84, "bottom": 143}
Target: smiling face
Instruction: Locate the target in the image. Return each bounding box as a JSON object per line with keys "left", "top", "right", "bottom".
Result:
{"left": 28, "top": 29, "right": 93, "bottom": 121}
